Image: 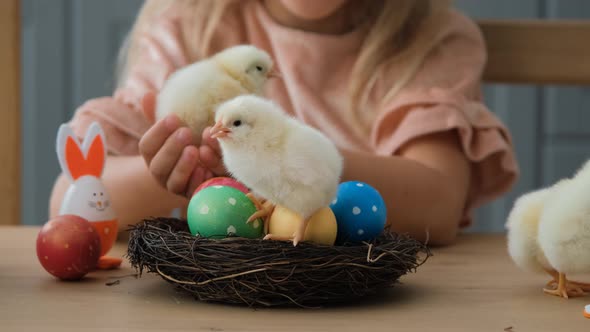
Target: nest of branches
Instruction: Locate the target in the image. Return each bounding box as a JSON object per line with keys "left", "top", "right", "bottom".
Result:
{"left": 127, "top": 217, "right": 430, "bottom": 308}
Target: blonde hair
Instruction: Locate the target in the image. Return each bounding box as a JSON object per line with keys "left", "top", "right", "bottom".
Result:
{"left": 118, "top": 0, "right": 451, "bottom": 114}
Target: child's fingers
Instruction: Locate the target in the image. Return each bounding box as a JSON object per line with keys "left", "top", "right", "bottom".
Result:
{"left": 199, "top": 144, "right": 226, "bottom": 176}
{"left": 148, "top": 127, "right": 193, "bottom": 187}
{"left": 141, "top": 91, "right": 157, "bottom": 123}
{"left": 198, "top": 144, "right": 219, "bottom": 169}
{"left": 186, "top": 166, "right": 207, "bottom": 197}
{"left": 202, "top": 126, "right": 222, "bottom": 155}
{"left": 139, "top": 114, "right": 182, "bottom": 164}
{"left": 166, "top": 146, "right": 199, "bottom": 195}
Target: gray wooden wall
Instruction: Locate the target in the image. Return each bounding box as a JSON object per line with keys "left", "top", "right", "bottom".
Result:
{"left": 455, "top": 0, "right": 590, "bottom": 232}
{"left": 21, "top": 0, "right": 590, "bottom": 233}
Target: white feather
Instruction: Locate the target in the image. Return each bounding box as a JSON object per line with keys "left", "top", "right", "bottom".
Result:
{"left": 506, "top": 184, "right": 562, "bottom": 273}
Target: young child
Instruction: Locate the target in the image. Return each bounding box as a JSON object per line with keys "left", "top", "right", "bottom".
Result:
{"left": 49, "top": 0, "right": 519, "bottom": 245}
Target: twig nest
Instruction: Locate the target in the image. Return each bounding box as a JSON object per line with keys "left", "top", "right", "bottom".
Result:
{"left": 127, "top": 217, "right": 430, "bottom": 308}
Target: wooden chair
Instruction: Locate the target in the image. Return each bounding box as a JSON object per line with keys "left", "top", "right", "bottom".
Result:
{"left": 479, "top": 19, "right": 590, "bottom": 84}
{"left": 0, "top": 0, "right": 20, "bottom": 225}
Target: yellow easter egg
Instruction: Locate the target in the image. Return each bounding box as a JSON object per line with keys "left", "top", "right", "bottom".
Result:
{"left": 268, "top": 206, "right": 337, "bottom": 246}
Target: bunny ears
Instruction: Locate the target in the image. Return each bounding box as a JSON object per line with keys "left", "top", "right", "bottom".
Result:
{"left": 56, "top": 122, "right": 107, "bottom": 182}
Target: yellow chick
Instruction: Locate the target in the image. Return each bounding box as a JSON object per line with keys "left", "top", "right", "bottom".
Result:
{"left": 155, "top": 45, "right": 276, "bottom": 144}
{"left": 538, "top": 161, "right": 590, "bottom": 298}
{"left": 506, "top": 180, "right": 570, "bottom": 289}
{"left": 210, "top": 95, "right": 343, "bottom": 246}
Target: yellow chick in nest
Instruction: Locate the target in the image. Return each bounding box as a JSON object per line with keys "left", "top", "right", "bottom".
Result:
{"left": 537, "top": 161, "right": 590, "bottom": 298}
{"left": 506, "top": 180, "right": 570, "bottom": 290}
{"left": 156, "top": 45, "right": 277, "bottom": 144}
{"left": 211, "top": 95, "right": 343, "bottom": 246}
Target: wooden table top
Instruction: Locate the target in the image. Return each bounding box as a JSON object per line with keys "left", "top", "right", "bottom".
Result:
{"left": 1, "top": 226, "right": 588, "bottom": 331}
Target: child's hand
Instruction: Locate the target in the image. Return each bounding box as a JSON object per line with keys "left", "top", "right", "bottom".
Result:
{"left": 199, "top": 127, "right": 227, "bottom": 177}
{"left": 139, "top": 92, "right": 211, "bottom": 197}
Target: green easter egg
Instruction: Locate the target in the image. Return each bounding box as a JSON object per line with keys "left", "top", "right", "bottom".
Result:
{"left": 187, "top": 186, "right": 263, "bottom": 239}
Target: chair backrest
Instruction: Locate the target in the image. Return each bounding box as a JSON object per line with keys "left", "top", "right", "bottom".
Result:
{"left": 0, "top": 0, "right": 20, "bottom": 225}
{"left": 478, "top": 19, "right": 590, "bottom": 85}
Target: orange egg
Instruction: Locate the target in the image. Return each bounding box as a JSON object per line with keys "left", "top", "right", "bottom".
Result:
{"left": 268, "top": 206, "right": 337, "bottom": 245}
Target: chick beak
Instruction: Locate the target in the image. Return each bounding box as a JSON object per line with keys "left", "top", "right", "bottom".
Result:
{"left": 210, "top": 122, "right": 231, "bottom": 139}
{"left": 268, "top": 68, "right": 282, "bottom": 80}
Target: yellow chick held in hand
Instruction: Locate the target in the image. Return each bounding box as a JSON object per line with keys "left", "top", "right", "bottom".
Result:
{"left": 538, "top": 160, "right": 590, "bottom": 298}
{"left": 210, "top": 95, "right": 343, "bottom": 246}
{"left": 155, "top": 45, "right": 277, "bottom": 144}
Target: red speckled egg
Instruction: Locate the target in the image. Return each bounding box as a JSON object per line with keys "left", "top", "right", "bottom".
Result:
{"left": 193, "top": 177, "right": 249, "bottom": 196}
{"left": 36, "top": 215, "right": 102, "bottom": 280}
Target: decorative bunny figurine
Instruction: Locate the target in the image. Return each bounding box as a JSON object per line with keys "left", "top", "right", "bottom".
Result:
{"left": 56, "top": 122, "right": 122, "bottom": 269}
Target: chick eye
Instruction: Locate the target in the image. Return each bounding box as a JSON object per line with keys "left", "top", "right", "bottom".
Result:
{"left": 233, "top": 120, "right": 242, "bottom": 127}
{"left": 255, "top": 65, "right": 263, "bottom": 72}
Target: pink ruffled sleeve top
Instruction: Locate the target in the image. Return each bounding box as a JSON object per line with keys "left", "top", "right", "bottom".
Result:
{"left": 70, "top": 1, "right": 519, "bottom": 227}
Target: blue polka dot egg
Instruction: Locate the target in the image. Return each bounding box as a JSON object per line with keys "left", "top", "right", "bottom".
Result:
{"left": 187, "top": 186, "right": 263, "bottom": 239}
{"left": 330, "top": 181, "right": 387, "bottom": 244}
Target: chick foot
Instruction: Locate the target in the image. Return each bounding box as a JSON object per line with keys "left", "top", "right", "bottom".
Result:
{"left": 543, "top": 273, "right": 586, "bottom": 299}
{"left": 543, "top": 285, "right": 585, "bottom": 298}
{"left": 292, "top": 217, "right": 311, "bottom": 247}
{"left": 569, "top": 281, "right": 590, "bottom": 292}
{"left": 246, "top": 193, "right": 274, "bottom": 227}
{"left": 263, "top": 233, "right": 292, "bottom": 241}
{"left": 544, "top": 269, "right": 590, "bottom": 292}
{"left": 544, "top": 269, "right": 559, "bottom": 289}
{"left": 545, "top": 280, "right": 558, "bottom": 289}
{"left": 262, "top": 217, "right": 310, "bottom": 246}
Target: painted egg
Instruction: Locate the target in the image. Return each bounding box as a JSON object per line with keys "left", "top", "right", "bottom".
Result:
{"left": 193, "top": 177, "right": 249, "bottom": 196}
{"left": 36, "top": 215, "right": 102, "bottom": 280}
{"left": 330, "top": 181, "right": 387, "bottom": 243}
{"left": 268, "top": 206, "right": 338, "bottom": 246}
{"left": 187, "top": 186, "right": 263, "bottom": 239}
